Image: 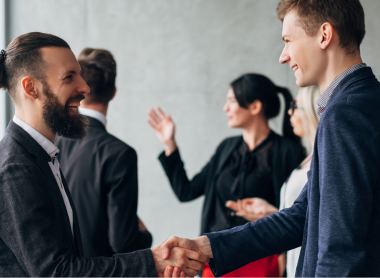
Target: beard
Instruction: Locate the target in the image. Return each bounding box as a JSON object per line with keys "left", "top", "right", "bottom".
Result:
{"left": 42, "top": 83, "right": 89, "bottom": 140}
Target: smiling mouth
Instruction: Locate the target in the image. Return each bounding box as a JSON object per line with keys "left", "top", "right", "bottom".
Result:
{"left": 292, "top": 65, "right": 299, "bottom": 72}
{"left": 67, "top": 102, "right": 80, "bottom": 110}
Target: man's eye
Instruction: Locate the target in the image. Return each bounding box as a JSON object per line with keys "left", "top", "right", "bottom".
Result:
{"left": 65, "top": 75, "right": 73, "bottom": 80}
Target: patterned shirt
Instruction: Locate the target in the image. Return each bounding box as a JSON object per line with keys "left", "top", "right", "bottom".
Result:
{"left": 316, "top": 63, "right": 367, "bottom": 117}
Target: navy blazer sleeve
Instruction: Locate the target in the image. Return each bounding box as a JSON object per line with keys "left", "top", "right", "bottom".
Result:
{"left": 206, "top": 184, "right": 308, "bottom": 276}
{"left": 0, "top": 162, "right": 157, "bottom": 277}
{"left": 106, "top": 147, "right": 152, "bottom": 253}
{"left": 314, "top": 103, "right": 379, "bottom": 276}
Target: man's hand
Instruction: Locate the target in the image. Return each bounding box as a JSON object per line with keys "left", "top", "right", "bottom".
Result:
{"left": 160, "top": 236, "right": 213, "bottom": 261}
{"left": 158, "top": 266, "right": 185, "bottom": 277}
{"left": 152, "top": 238, "right": 209, "bottom": 277}
{"left": 226, "top": 198, "right": 278, "bottom": 222}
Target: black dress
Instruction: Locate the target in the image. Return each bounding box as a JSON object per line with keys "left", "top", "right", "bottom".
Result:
{"left": 159, "top": 131, "right": 305, "bottom": 235}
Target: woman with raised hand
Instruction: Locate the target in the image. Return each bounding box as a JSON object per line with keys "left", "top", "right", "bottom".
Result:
{"left": 226, "top": 85, "right": 320, "bottom": 277}
{"left": 147, "top": 73, "right": 305, "bottom": 277}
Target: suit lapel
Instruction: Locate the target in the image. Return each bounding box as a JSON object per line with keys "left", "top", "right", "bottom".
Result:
{"left": 60, "top": 170, "right": 84, "bottom": 256}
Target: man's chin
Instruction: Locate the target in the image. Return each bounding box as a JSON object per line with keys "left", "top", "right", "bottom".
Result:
{"left": 295, "top": 77, "right": 317, "bottom": 88}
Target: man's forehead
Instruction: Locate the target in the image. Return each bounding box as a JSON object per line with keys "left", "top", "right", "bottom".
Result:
{"left": 40, "top": 47, "right": 80, "bottom": 75}
{"left": 282, "top": 10, "right": 303, "bottom": 38}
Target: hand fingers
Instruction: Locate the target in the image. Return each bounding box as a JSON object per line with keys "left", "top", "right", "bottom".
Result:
{"left": 156, "top": 106, "right": 166, "bottom": 118}
{"left": 183, "top": 256, "right": 205, "bottom": 272}
{"left": 183, "top": 267, "right": 199, "bottom": 277}
{"left": 225, "top": 200, "right": 238, "bottom": 211}
{"left": 158, "top": 272, "right": 163, "bottom": 277}
{"left": 180, "top": 271, "right": 185, "bottom": 277}
{"left": 147, "top": 119, "right": 158, "bottom": 130}
{"left": 172, "top": 267, "right": 180, "bottom": 277}
{"left": 148, "top": 108, "right": 162, "bottom": 124}
{"left": 161, "top": 236, "right": 180, "bottom": 260}
{"left": 163, "top": 266, "right": 174, "bottom": 277}
{"left": 185, "top": 248, "right": 209, "bottom": 264}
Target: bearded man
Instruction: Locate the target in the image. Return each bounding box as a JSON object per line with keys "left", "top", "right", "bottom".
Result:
{"left": 0, "top": 32, "right": 207, "bottom": 277}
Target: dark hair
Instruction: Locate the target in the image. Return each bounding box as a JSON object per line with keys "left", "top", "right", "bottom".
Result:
{"left": 230, "top": 73, "right": 299, "bottom": 142}
{"left": 78, "top": 48, "right": 116, "bottom": 104}
{"left": 0, "top": 32, "right": 70, "bottom": 103}
{"left": 276, "top": 0, "right": 365, "bottom": 55}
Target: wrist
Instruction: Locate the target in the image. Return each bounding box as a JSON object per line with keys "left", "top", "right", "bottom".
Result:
{"left": 194, "top": 236, "right": 213, "bottom": 259}
{"left": 151, "top": 246, "right": 166, "bottom": 273}
{"left": 164, "top": 140, "right": 177, "bottom": 156}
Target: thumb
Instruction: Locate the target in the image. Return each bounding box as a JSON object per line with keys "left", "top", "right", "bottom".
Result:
{"left": 161, "top": 236, "right": 180, "bottom": 260}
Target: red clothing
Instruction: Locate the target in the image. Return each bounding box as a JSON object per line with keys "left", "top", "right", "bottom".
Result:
{"left": 202, "top": 255, "right": 279, "bottom": 277}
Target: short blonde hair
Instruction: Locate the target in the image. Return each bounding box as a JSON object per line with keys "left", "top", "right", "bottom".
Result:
{"left": 297, "top": 85, "right": 320, "bottom": 147}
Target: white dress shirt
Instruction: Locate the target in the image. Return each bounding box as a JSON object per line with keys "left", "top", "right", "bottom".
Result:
{"left": 79, "top": 107, "right": 107, "bottom": 127}
{"left": 12, "top": 115, "right": 74, "bottom": 237}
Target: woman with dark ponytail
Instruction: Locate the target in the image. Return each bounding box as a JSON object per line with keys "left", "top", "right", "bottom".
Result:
{"left": 147, "top": 73, "right": 305, "bottom": 277}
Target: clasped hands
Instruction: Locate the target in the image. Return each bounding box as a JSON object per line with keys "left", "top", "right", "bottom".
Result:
{"left": 225, "top": 197, "right": 278, "bottom": 222}
{"left": 151, "top": 235, "right": 213, "bottom": 277}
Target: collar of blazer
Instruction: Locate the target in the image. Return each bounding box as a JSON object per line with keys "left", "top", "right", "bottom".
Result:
{"left": 7, "top": 120, "right": 52, "bottom": 163}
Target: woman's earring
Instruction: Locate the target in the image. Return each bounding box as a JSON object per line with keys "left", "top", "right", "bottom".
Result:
{"left": 34, "top": 95, "right": 37, "bottom": 99}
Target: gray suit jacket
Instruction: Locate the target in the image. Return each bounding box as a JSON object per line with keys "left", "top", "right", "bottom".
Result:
{"left": 0, "top": 121, "right": 157, "bottom": 277}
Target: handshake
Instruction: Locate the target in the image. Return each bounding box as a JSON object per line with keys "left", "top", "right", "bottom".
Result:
{"left": 151, "top": 235, "right": 213, "bottom": 277}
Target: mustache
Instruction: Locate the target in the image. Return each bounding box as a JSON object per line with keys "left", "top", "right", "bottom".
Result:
{"left": 65, "top": 95, "right": 85, "bottom": 106}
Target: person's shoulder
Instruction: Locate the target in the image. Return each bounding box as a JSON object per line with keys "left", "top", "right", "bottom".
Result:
{"left": 272, "top": 132, "right": 304, "bottom": 153}
{"left": 95, "top": 133, "right": 137, "bottom": 163}
{"left": 0, "top": 133, "right": 35, "bottom": 170}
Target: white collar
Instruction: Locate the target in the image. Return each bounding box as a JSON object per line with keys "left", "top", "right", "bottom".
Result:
{"left": 13, "top": 115, "right": 59, "bottom": 158}
{"left": 79, "top": 108, "right": 107, "bottom": 127}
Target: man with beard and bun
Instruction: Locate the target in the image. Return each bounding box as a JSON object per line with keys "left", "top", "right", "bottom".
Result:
{"left": 0, "top": 32, "right": 208, "bottom": 277}
{"left": 56, "top": 48, "right": 153, "bottom": 258}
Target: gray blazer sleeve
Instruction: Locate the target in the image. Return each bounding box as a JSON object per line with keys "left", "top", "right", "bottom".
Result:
{"left": 0, "top": 162, "right": 157, "bottom": 277}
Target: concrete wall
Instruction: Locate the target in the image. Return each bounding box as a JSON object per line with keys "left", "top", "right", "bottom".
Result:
{"left": 6, "top": 0, "right": 380, "bottom": 246}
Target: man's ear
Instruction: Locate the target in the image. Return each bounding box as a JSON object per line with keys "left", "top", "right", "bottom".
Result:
{"left": 319, "top": 22, "right": 334, "bottom": 50}
{"left": 248, "top": 100, "right": 263, "bottom": 116}
{"left": 110, "top": 87, "right": 117, "bottom": 101}
{"left": 21, "top": 76, "right": 39, "bottom": 100}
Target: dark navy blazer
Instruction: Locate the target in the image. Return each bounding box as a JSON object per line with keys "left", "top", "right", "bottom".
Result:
{"left": 206, "top": 67, "right": 380, "bottom": 277}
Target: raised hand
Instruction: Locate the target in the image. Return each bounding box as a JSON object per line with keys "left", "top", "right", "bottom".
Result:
{"left": 152, "top": 238, "right": 209, "bottom": 277}
{"left": 147, "top": 106, "right": 177, "bottom": 156}
{"left": 225, "top": 198, "right": 279, "bottom": 222}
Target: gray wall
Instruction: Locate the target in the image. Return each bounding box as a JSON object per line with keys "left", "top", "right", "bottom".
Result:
{"left": 7, "top": 0, "right": 380, "bottom": 246}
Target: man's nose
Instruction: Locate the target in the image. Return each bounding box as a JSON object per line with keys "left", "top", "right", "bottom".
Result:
{"left": 279, "top": 46, "right": 290, "bottom": 64}
{"left": 78, "top": 76, "right": 90, "bottom": 95}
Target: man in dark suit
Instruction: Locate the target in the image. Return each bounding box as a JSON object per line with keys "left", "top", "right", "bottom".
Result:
{"left": 56, "top": 48, "right": 152, "bottom": 258}
{"left": 160, "top": 0, "right": 380, "bottom": 277}
{"left": 0, "top": 32, "right": 207, "bottom": 276}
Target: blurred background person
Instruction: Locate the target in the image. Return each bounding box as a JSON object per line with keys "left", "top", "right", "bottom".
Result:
{"left": 226, "top": 85, "right": 320, "bottom": 277}
{"left": 56, "top": 48, "right": 152, "bottom": 257}
{"left": 147, "top": 73, "right": 305, "bottom": 277}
